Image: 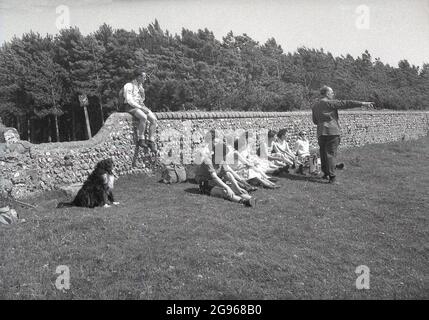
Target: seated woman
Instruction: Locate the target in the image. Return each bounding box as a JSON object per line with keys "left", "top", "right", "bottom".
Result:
{"left": 296, "top": 130, "right": 311, "bottom": 158}
{"left": 194, "top": 131, "right": 256, "bottom": 207}
{"left": 228, "top": 134, "right": 280, "bottom": 189}
{"left": 272, "top": 128, "right": 296, "bottom": 166}
{"left": 221, "top": 149, "right": 259, "bottom": 194}
{"left": 295, "top": 131, "right": 319, "bottom": 175}
{"left": 256, "top": 130, "right": 291, "bottom": 172}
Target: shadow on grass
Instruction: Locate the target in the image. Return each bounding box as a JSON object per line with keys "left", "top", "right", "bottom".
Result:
{"left": 187, "top": 178, "right": 197, "bottom": 184}
{"left": 184, "top": 187, "right": 201, "bottom": 195}
{"left": 277, "top": 172, "right": 328, "bottom": 184}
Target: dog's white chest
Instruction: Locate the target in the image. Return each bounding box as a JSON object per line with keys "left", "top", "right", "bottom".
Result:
{"left": 102, "top": 174, "right": 115, "bottom": 189}
{"left": 107, "top": 175, "right": 115, "bottom": 189}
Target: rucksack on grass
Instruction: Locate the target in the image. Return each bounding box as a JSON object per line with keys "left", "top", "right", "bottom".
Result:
{"left": 161, "top": 164, "right": 187, "bottom": 184}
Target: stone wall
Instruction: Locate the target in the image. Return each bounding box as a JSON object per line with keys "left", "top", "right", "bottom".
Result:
{"left": 0, "top": 110, "right": 428, "bottom": 199}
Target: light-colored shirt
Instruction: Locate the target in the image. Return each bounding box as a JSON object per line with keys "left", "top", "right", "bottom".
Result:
{"left": 273, "top": 140, "right": 292, "bottom": 154}
{"left": 123, "top": 81, "right": 145, "bottom": 108}
{"left": 296, "top": 138, "right": 310, "bottom": 157}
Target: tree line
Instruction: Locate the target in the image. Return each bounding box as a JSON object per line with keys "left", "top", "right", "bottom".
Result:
{"left": 0, "top": 20, "right": 428, "bottom": 143}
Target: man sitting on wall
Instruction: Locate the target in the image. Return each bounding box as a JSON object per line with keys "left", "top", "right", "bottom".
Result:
{"left": 122, "top": 68, "right": 158, "bottom": 154}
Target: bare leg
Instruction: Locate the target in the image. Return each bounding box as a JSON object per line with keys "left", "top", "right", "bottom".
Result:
{"left": 224, "top": 172, "right": 251, "bottom": 200}
{"left": 260, "top": 177, "right": 277, "bottom": 188}
{"left": 280, "top": 156, "right": 293, "bottom": 165}
{"left": 130, "top": 109, "right": 147, "bottom": 140}
{"left": 210, "top": 186, "right": 245, "bottom": 203}
{"left": 146, "top": 111, "right": 158, "bottom": 142}
{"left": 249, "top": 165, "right": 271, "bottom": 180}
{"left": 248, "top": 176, "right": 276, "bottom": 188}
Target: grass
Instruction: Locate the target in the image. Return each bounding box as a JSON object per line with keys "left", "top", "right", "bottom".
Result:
{"left": 0, "top": 137, "right": 428, "bottom": 299}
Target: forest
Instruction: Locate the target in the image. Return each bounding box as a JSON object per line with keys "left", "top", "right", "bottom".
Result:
{"left": 0, "top": 20, "right": 428, "bottom": 143}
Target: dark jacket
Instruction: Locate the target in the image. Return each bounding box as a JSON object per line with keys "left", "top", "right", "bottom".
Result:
{"left": 312, "top": 99, "right": 363, "bottom": 137}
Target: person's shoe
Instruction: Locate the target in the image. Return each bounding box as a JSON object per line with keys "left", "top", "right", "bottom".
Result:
{"left": 146, "top": 139, "right": 158, "bottom": 154}
{"left": 321, "top": 174, "right": 329, "bottom": 180}
{"left": 336, "top": 162, "right": 345, "bottom": 170}
{"left": 245, "top": 184, "right": 258, "bottom": 192}
{"left": 268, "top": 177, "right": 279, "bottom": 183}
{"left": 242, "top": 198, "right": 256, "bottom": 207}
{"left": 138, "top": 139, "right": 148, "bottom": 148}
{"left": 280, "top": 165, "right": 290, "bottom": 174}
{"left": 329, "top": 177, "right": 340, "bottom": 185}
{"left": 296, "top": 164, "right": 305, "bottom": 175}
{"left": 272, "top": 169, "right": 281, "bottom": 176}
{"left": 264, "top": 184, "right": 280, "bottom": 189}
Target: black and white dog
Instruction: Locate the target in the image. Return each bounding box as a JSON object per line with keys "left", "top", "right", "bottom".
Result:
{"left": 58, "top": 158, "right": 119, "bottom": 208}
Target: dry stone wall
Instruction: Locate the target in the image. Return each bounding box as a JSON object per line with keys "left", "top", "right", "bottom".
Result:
{"left": 0, "top": 110, "right": 428, "bottom": 199}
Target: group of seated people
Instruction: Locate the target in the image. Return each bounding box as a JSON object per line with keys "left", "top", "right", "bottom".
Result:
{"left": 194, "top": 128, "right": 320, "bottom": 207}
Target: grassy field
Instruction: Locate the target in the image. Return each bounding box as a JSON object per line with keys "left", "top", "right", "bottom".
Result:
{"left": 0, "top": 137, "right": 428, "bottom": 299}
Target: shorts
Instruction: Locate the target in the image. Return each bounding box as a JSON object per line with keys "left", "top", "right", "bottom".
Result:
{"left": 126, "top": 104, "right": 150, "bottom": 117}
{"left": 124, "top": 103, "right": 135, "bottom": 114}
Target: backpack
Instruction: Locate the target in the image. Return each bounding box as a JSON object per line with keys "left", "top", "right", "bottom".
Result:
{"left": 161, "top": 164, "right": 187, "bottom": 184}
{"left": 0, "top": 206, "right": 23, "bottom": 225}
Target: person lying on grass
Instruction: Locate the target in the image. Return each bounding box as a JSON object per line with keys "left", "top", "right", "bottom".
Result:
{"left": 194, "top": 132, "right": 256, "bottom": 207}
{"left": 228, "top": 134, "right": 280, "bottom": 189}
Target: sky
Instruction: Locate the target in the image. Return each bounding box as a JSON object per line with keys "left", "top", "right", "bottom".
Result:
{"left": 0, "top": 0, "right": 428, "bottom": 67}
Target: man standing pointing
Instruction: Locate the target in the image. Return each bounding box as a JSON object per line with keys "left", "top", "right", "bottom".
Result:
{"left": 312, "top": 86, "right": 373, "bottom": 184}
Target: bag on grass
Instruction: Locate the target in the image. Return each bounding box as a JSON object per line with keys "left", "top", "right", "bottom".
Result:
{"left": 0, "top": 206, "right": 24, "bottom": 225}
{"left": 309, "top": 154, "right": 320, "bottom": 174}
{"left": 161, "top": 164, "right": 187, "bottom": 184}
